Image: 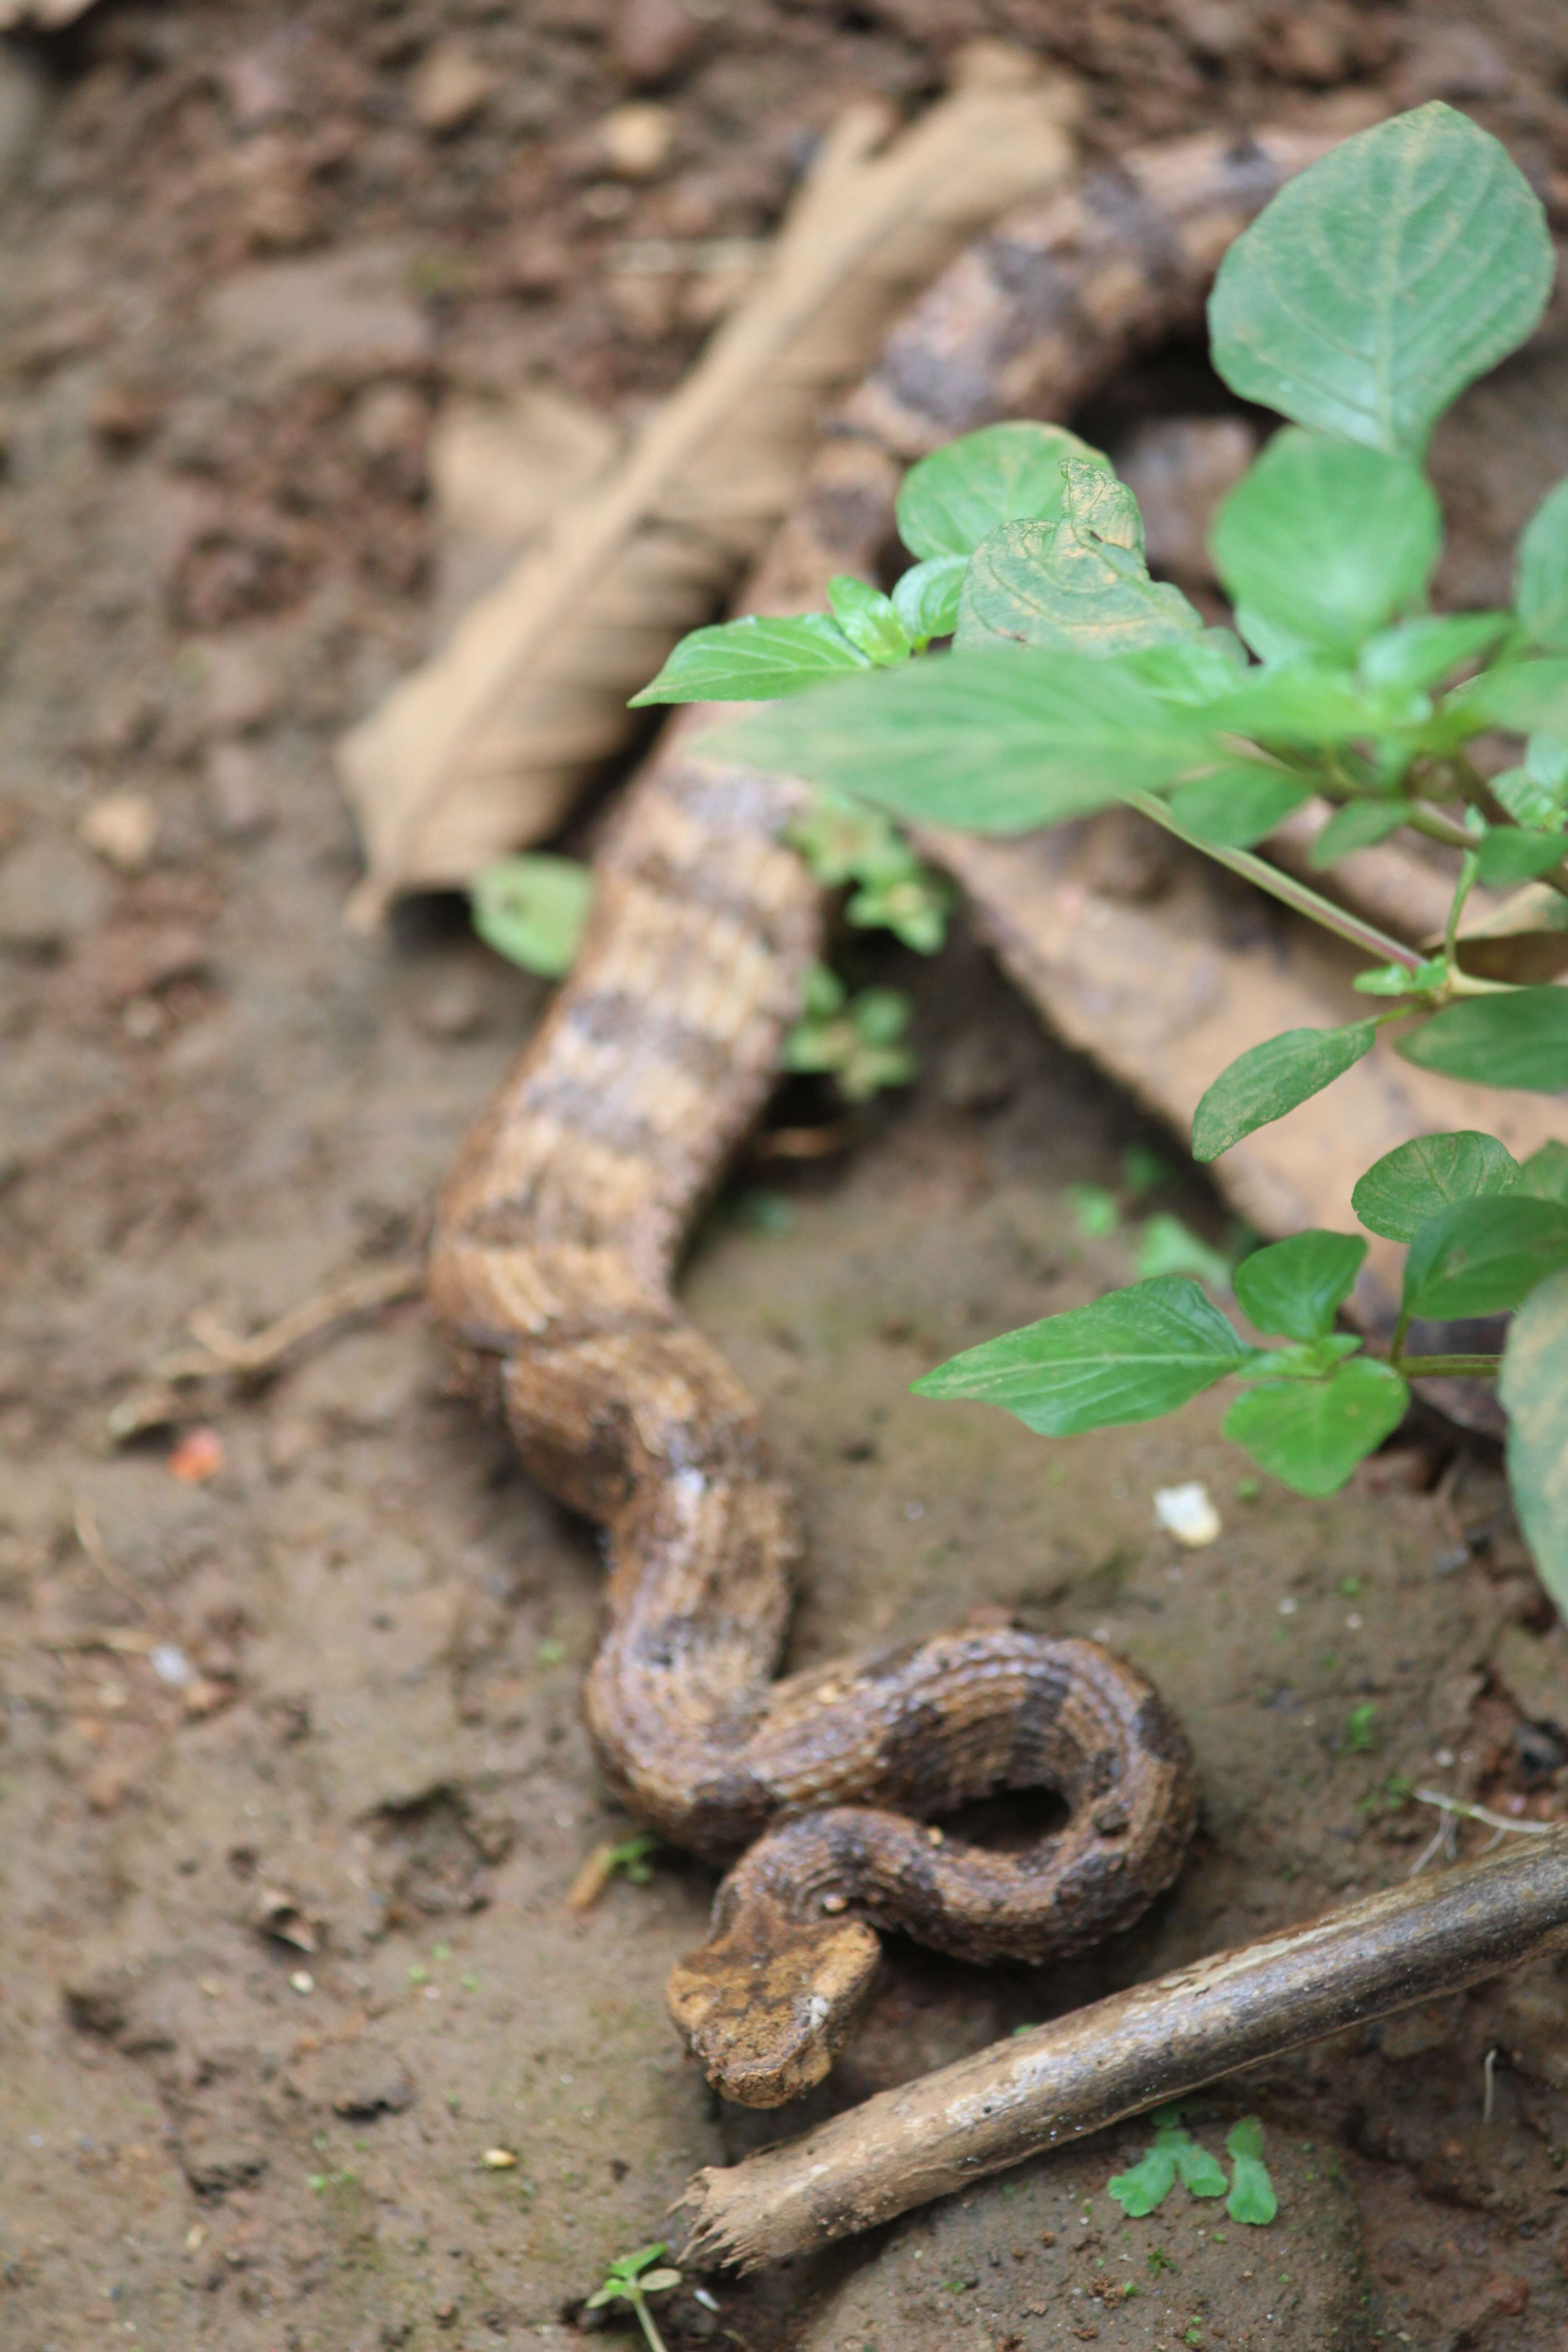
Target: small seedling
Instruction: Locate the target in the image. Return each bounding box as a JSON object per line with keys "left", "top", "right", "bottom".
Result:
{"left": 1344, "top": 1702, "right": 1378, "bottom": 1754}
{"left": 784, "top": 963, "right": 916, "bottom": 1101}
{"left": 587, "top": 2243, "right": 684, "bottom": 2352}
{"left": 1108, "top": 2107, "right": 1225, "bottom": 2216}
{"left": 1225, "top": 2118, "right": 1279, "bottom": 2225}
{"left": 604, "top": 1832, "right": 661, "bottom": 1886}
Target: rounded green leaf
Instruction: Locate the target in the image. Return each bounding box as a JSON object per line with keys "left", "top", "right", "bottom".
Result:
{"left": 1402, "top": 1195, "right": 1568, "bottom": 1318}
{"left": 1192, "top": 1022, "right": 1377, "bottom": 1163}
{"left": 1233, "top": 1231, "right": 1367, "bottom": 1342}
{"left": 1223, "top": 1358, "right": 1409, "bottom": 1497}
{"left": 630, "top": 613, "right": 869, "bottom": 706}
{"left": 1500, "top": 1267, "right": 1568, "bottom": 1610}
{"left": 913, "top": 1275, "right": 1250, "bottom": 1436}
{"left": 896, "top": 421, "right": 1112, "bottom": 560}
{"left": 1517, "top": 476, "right": 1568, "bottom": 651}
{"left": 1443, "top": 655, "right": 1568, "bottom": 738}
{"left": 1397, "top": 987, "right": 1568, "bottom": 1089}
{"left": 1519, "top": 1139, "right": 1568, "bottom": 1205}
{"left": 1351, "top": 1129, "right": 1519, "bottom": 1241}
{"left": 892, "top": 555, "right": 967, "bottom": 645}
{"left": 1173, "top": 2139, "right": 1228, "bottom": 2199}
{"left": 1197, "top": 665, "right": 1403, "bottom": 748}
{"left": 827, "top": 574, "right": 911, "bottom": 665}
{"left": 1209, "top": 103, "right": 1553, "bottom": 455}
{"left": 1359, "top": 612, "right": 1511, "bottom": 695}
{"left": 1225, "top": 2118, "right": 1279, "bottom": 2227}
{"left": 1107, "top": 2142, "right": 1178, "bottom": 2217}
{"left": 956, "top": 510, "right": 1202, "bottom": 657}
{"left": 1210, "top": 430, "right": 1441, "bottom": 656}
{"left": 470, "top": 854, "right": 593, "bottom": 978}
{"left": 708, "top": 648, "right": 1208, "bottom": 834}
{"left": 1166, "top": 762, "right": 1312, "bottom": 848}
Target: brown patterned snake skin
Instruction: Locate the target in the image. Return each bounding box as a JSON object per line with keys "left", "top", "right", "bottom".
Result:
{"left": 429, "top": 127, "right": 1331, "bottom": 2109}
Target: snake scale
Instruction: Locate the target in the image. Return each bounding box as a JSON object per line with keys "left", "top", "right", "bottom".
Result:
{"left": 430, "top": 125, "right": 1329, "bottom": 2108}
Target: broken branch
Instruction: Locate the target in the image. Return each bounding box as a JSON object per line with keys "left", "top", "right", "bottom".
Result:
{"left": 675, "top": 1831, "right": 1568, "bottom": 2270}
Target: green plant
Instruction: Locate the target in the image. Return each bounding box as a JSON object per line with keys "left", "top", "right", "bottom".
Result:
{"left": 471, "top": 852, "right": 593, "bottom": 976}
{"left": 603, "top": 1832, "right": 661, "bottom": 1886}
{"left": 784, "top": 963, "right": 917, "bottom": 1100}
{"left": 634, "top": 106, "right": 1568, "bottom": 1597}
{"left": 586, "top": 2244, "right": 683, "bottom": 2352}
{"left": 1109, "top": 2108, "right": 1278, "bottom": 2227}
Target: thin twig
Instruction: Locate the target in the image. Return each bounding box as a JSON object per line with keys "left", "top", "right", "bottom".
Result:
{"left": 1413, "top": 1788, "right": 1557, "bottom": 1838}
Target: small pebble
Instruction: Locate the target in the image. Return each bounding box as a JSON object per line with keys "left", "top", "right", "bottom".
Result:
{"left": 1153, "top": 1481, "right": 1221, "bottom": 1548}
{"left": 168, "top": 1426, "right": 225, "bottom": 1485}
{"left": 289, "top": 1970, "right": 314, "bottom": 1995}
{"left": 78, "top": 790, "right": 157, "bottom": 874}
{"left": 596, "top": 101, "right": 676, "bottom": 178}
{"left": 1279, "top": 1595, "right": 1299, "bottom": 1616}
{"left": 411, "top": 38, "right": 492, "bottom": 134}
{"left": 150, "top": 1643, "right": 195, "bottom": 1689}
{"left": 481, "top": 2147, "right": 517, "bottom": 2169}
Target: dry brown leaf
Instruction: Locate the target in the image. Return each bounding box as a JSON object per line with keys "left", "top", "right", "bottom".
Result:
{"left": 337, "top": 59, "right": 1079, "bottom": 923}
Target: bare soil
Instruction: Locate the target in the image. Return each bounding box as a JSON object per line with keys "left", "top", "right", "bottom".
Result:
{"left": 5, "top": 5, "right": 1568, "bottom": 2350}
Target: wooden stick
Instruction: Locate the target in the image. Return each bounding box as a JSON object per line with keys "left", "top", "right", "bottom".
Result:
{"left": 675, "top": 1830, "right": 1568, "bottom": 2271}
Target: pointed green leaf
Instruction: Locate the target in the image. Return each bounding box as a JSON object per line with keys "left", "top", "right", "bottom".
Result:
{"left": 1233, "top": 1231, "right": 1367, "bottom": 1341}
{"left": 1192, "top": 1023, "right": 1377, "bottom": 1162}
{"left": 630, "top": 612, "right": 870, "bottom": 705}
{"left": 1491, "top": 734, "right": 1568, "bottom": 830}
{"left": 1444, "top": 656, "right": 1568, "bottom": 738}
{"left": 470, "top": 853, "right": 593, "bottom": 978}
{"left": 1308, "top": 799, "right": 1410, "bottom": 866}
{"left": 1518, "top": 476, "right": 1568, "bottom": 651}
{"left": 1397, "top": 987, "right": 1568, "bottom": 1089}
{"left": 1359, "top": 612, "right": 1511, "bottom": 694}
{"left": 828, "top": 574, "right": 911, "bottom": 664}
{"left": 1210, "top": 430, "right": 1441, "bottom": 657}
{"left": 1224, "top": 1359, "right": 1408, "bottom": 1497}
{"left": 892, "top": 555, "right": 967, "bottom": 645}
{"left": 1198, "top": 665, "right": 1406, "bottom": 748}
{"left": 1500, "top": 1268, "right": 1568, "bottom": 1609}
{"left": 913, "top": 1276, "right": 1250, "bottom": 1436}
{"left": 707, "top": 649, "right": 1209, "bottom": 834}
{"left": 1403, "top": 1195, "right": 1568, "bottom": 1318}
{"left": 896, "top": 421, "right": 1112, "bottom": 559}
{"left": 1124, "top": 629, "right": 1249, "bottom": 703}
{"left": 1208, "top": 104, "right": 1553, "bottom": 455}
{"left": 1225, "top": 2118, "right": 1279, "bottom": 2226}
{"left": 1166, "top": 761, "right": 1313, "bottom": 848}
{"left": 1475, "top": 828, "right": 1566, "bottom": 887}
{"left": 1352, "top": 1130, "right": 1520, "bottom": 1241}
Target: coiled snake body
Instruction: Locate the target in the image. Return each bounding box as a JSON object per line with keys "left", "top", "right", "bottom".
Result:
{"left": 431, "top": 127, "right": 1326, "bottom": 2107}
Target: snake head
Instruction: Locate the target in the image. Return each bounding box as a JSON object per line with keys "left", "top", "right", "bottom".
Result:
{"left": 666, "top": 1896, "right": 881, "bottom": 2108}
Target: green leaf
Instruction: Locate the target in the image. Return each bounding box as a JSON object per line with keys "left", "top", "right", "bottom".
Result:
{"left": 912, "top": 1276, "right": 1250, "bottom": 1436}
{"left": 1359, "top": 612, "right": 1511, "bottom": 695}
{"left": 956, "top": 471, "right": 1203, "bottom": 657}
{"left": 1402, "top": 1195, "right": 1568, "bottom": 1318}
{"left": 1124, "top": 629, "right": 1249, "bottom": 703}
{"left": 1352, "top": 957, "right": 1447, "bottom": 997}
{"left": 1224, "top": 1358, "right": 1408, "bottom": 1497}
{"left": 1199, "top": 664, "right": 1408, "bottom": 748}
{"left": 1491, "top": 734, "right": 1568, "bottom": 830}
{"left": 1208, "top": 103, "right": 1553, "bottom": 456}
{"left": 896, "top": 420, "right": 1112, "bottom": 559}
{"left": 1134, "top": 1214, "right": 1234, "bottom": 1291}
{"left": 707, "top": 648, "right": 1209, "bottom": 834}
{"left": 1475, "top": 828, "right": 1566, "bottom": 886}
{"left": 1444, "top": 656, "right": 1568, "bottom": 738}
{"left": 1172, "top": 2139, "right": 1228, "bottom": 2200}
{"left": 1233, "top": 1231, "right": 1367, "bottom": 1341}
{"left": 1397, "top": 987, "right": 1568, "bottom": 1089}
{"left": 1352, "top": 1130, "right": 1520, "bottom": 1241}
{"left": 1108, "top": 2142, "right": 1179, "bottom": 2218}
{"left": 1234, "top": 601, "right": 1318, "bottom": 667}
{"left": 1258, "top": 1333, "right": 1364, "bottom": 1380}
{"left": 828, "top": 574, "right": 911, "bottom": 665}
{"left": 1500, "top": 1268, "right": 1568, "bottom": 1609}
{"left": 1166, "top": 761, "right": 1313, "bottom": 848}
{"left": 470, "top": 854, "right": 593, "bottom": 978}
{"left": 1308, "top": 799, "right": 1409, "bottom": 866}
{"left": 1519, "top": 1139, "right": 1568, "bottom": 1205}
{"left": 1192, "top": 1023, "right": 1377, "bottom": 1162}
{"left": 1225, "top": 2118, "right": 1279, "bottom": 2226}
{"left": 892, "top": 555, "right": 967, "bottom": 645}
{"left": 630, "top": 613, "right": 870, "bottom": 706}
{"left": 1210, "top": 430, "right": 1441, "bottom": 657}
{"left": 1517, "top": 476, "right": 1568, "bottom": 651}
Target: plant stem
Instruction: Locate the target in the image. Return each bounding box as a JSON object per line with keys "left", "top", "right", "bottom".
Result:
{"left": 1445, "top": 846, "right": 1481, "bottom": 964}
{"left": 632, "top": 2293, "right": 670, "bottom": 2352}
{"left": 1392, "top": 1354, "right": 1504, "bottom": 1377}
{"left": 1127, "top": 792, "right": 1427, "bottom": 971}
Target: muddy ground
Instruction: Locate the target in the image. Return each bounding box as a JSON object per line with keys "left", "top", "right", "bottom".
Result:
{"left": 6, "top": 3, "right": 1568, "bottom": 2348}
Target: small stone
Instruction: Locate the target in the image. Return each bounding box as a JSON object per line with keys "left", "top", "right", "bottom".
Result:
{"left": 480, "top": 2146, "right": 516, "bottom": 2168}
{"left": 596, "top": 101, "right": 676, "bottom": 180}
{"left": 290, "top": 1970, "right": 314, "bottom": 1994}
{"left": 612, "top": 0, "right": 704, "bottom": 85}
{"left": 411, "top": 39, "right": 493, "bottom": 135}
{"left": 330, "top": 2058, "right": 415, "bottom": 2119}
{"left": 181, "top": 2136, "right": 269, "bottom": 2194}
{"left": 1154, "top": 1482, "right": 1222, "bottom": 1548}
{"left": 77, "top": 790, "right": 156, "bottom": 878}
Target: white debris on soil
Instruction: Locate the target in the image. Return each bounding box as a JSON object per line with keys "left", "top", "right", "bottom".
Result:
{"left": 1153, "top": 1480, "right": 1223, "bottom": 1547}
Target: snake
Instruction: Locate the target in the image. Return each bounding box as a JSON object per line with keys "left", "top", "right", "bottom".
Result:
{"left": 429, "top": 125, "right": 1329, "bottom": 2109}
